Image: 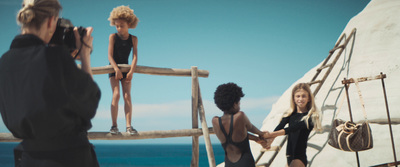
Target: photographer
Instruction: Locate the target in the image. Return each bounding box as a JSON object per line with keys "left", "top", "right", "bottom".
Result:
{"left": 0, "top": 0, "right": 100, "bottom": 166}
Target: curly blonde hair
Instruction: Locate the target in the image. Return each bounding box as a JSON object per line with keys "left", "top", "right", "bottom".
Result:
{"left": 108, "top": 5, "right": 139, "bottom": 29}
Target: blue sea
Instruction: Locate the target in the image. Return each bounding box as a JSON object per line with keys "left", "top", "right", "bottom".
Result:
{"left": 0, "top": 142, "right": 225, "bottom": 167}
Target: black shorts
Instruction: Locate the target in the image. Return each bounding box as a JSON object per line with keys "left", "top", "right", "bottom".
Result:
{"left": 287, "top": 154, "right": 307, "bottom": 166}
{"left": 109, "top": 72, "right": 127, "bottom": 80}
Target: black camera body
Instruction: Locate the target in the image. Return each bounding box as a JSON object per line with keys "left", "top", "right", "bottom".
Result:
{"left": 49, "top": 18, "right": 86, "bottom": 52}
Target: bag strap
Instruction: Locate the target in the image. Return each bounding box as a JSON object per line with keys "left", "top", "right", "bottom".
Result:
{"left": 354, "top": 79, "right": 368, "bottom": 120}
{"left": 334, "top": 79, "right": 368, "bottom": 120}
{"left": 334, "top": 90, "right": 347, "bottom": 118}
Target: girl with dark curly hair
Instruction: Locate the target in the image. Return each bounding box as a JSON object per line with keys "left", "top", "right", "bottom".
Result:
{"left": 212, "top": 82, "right": 269, "bottom": 167}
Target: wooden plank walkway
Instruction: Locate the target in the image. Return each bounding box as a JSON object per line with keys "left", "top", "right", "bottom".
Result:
{"left": 0, "top": 128, "right": 215, "bottom": 142}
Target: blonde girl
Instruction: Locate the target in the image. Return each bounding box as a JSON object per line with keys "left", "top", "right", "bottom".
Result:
{"left": 107, "top": 5, "right": 139, "bottom": 135}
{"left": 264, "top": 83, "right": 322, "bottom": 167}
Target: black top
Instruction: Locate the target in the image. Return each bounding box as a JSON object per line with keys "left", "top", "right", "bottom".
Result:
{"left": 274, "top": 111, "right": 313, "bottom": 158}
{"left": 0, "top": 34, "right": 101, "bottom": 151}
{"left": 219, "top": 114, "right": 255, "bottom": 167}
{"left": 112, "top": 33, "right": 133, "bottom": 64}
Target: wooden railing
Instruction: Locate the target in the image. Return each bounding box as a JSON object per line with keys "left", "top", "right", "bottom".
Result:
{"left": 0, "top": 65, "right": 216, "bottom": 167}
{"left": 0, "top": 128, "right": 215, "bottom": 142}
{"left": 91, "top": 64, "right": 209, "bottom": 77}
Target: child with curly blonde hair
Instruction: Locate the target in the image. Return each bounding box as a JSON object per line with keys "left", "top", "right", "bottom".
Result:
{"left": 107, "top": 5, "right": 139, "bottom": 135}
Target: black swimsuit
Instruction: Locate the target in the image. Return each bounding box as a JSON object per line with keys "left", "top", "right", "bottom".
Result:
{"left": 219, "top": 115, "right": 255, "bottom": 167}
{"left": 274, "top": 111, "right": 313, "bottom": 166}
{"left": 109, "top": 33, "right": 133, "bottom": 79}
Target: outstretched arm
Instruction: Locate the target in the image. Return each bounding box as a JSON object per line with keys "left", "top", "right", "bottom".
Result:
{"left": 249, "top": 133, "right": 271, "bottom": 149}
{"left": 240, "top": 111, "right": 274, "bottom": 149}
{"left": 264, "top": 129, "right": 285, "bottom": 138}
{"left": 248, "top": 133, "right": 260, "bottom": 141}
{"left": 241, "top": 112, "right": 264, "bottom": 137}
{"left": 266, "top": 117, "right": 312, "bottom": 139}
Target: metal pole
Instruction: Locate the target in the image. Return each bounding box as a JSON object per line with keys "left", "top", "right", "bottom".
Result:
{"left": 380, "top": 72, "right": 398, "bottom": 167}
{"left": 344, "top": 79, "right": 360, "bottom": 167}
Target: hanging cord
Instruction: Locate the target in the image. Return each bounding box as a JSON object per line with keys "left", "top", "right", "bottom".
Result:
{"left": 73, "top": 37, "right": 93, "bottom": 59}
{"left": 354, "top": 79, "right": 368, "bottom": 120}
{"left": 334, "top": 85, "right": 348, "bottom": 119}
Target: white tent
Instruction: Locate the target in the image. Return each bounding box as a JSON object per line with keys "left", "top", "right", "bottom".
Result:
{"left": 247, "top": 0, "right": 400, "bottom": 166}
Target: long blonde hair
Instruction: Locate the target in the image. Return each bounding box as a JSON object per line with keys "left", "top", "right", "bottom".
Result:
{"left": 17, "top": 0, "right": 62, "bottom": 30}
{"left": 283, "top": 83, "right": 322, "bottom": 132}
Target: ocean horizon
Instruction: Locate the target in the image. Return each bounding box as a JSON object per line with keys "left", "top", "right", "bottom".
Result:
{"left": 0, "top": 142, "right": 225, "bottom": 167}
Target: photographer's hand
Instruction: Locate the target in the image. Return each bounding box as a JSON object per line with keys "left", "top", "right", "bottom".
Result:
{"left": 74, "top": 27, "right": 93, "bottom": 77}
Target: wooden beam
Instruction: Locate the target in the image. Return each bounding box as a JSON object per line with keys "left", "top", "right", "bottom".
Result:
{"left": 341, "top": 73, "right": 386, "bottom": 84}
{"left": 260, "top": 146, "right": 281, "bottom": 152}
{"left": 191, "top": 66, "right": 200, "bottom": 167}
{"left": 367, "top": 118, "right": 400, "bottom": 125}
{"left": 89, "top": 64, "right": 209, "bottom": 78}
{"left": 0, "top": 128, "right": 215, "bottom": 142}
{"left": 0, "top": 133, "right": 20, "bottom": 142}
{"left": 198, "top": 87, "right": 216, "bottom": 167}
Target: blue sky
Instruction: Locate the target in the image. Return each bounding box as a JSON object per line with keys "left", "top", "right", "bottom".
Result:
{"left": 0, "top": 0, "right": 370, "bottom": 144}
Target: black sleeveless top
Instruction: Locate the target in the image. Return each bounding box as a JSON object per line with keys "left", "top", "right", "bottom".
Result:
{"left": 112, "top": 33, "right": 133, "bottom": 64}
{"left": 219, "top": 115, "right": 255, "bottom": 167}
{"left": 109, "top": 33, "right": 133, "bottom": 78}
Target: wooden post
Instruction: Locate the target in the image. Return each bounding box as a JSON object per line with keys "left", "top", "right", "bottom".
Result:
{"left": 198, "top": 87, "right": 216, "bottom": 167}
{"left": 191, "top": 66, "right": 200, "bottom": 167}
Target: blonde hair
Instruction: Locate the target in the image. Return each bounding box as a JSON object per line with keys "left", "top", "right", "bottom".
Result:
{"left": 283, "top": 83, "right": 322, "bottom": 132}
{"left": 17, "top": 0, "right": 62, "bottom": 30}
{"left": 108, "top": 5, "right": 139, "bottom": 29}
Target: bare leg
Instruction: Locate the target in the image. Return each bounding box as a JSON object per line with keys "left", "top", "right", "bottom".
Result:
{"left": 110, "top": 78, "right": 120, "bottom": 127}
{"left": 290, "top": 159, "right": 305, "bottom": 167}
{"left": 121, "top": 79, "right": 132, "bottom": 128}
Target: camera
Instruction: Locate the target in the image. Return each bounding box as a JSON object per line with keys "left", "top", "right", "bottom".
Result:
{"left": 49, "top": 18, "right": 86, "bottom": 53}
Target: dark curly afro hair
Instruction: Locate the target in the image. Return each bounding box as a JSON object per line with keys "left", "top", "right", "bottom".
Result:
{"left": 214, "top": 82, "right": 244, "bottom": 113}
